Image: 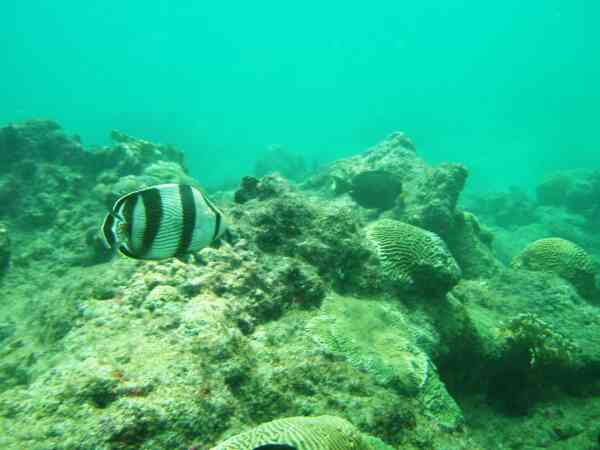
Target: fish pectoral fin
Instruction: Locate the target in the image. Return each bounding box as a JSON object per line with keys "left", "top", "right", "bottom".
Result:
{"left": 118, "top": 245, "right": 141, "bottom": 259}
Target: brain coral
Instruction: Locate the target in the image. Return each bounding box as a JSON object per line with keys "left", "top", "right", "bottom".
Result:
{"left": 210, "top": 415, "right": 371, "bottom": 450}
{"left": 366, "top": 219, "right": 461, "bottom": 295}
{"left": 307, "top": 295, "right": 430, "bottom": 396}
{"left": 511, "top": 238, "right": 597, "bottom": 301}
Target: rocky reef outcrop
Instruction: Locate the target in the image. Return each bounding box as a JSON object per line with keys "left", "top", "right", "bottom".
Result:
{"left": 446, "top": 269, "right": 600, "bottom": 413}
{"left": 536, "top": 170, "right": 600, "bottom": 240}
{"left": 304, "top": 132, "right": 502, "bottom": 281}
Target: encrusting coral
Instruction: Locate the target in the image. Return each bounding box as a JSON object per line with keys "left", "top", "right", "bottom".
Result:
{"left": 306, "top": 294, "right": 464, "bottom": 430}
{"left": 511, "top": 237, "right": 598, "bottom": 301}
{"left": 366, "top": 219, "right": 461, "bottom": 295}
{"left": 208, "top": 415, "right": 371, "bottom": 450}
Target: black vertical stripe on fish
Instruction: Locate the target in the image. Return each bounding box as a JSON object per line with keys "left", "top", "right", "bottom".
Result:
{"left": 199, "top": 191, "right": 222, "bottom": 242}
{"left": 212, "top": 210, "right": 222, "bottom": 242}
{"left": 121, "top": 195, "right": 137, "bottom": 252}
{"left": 101, "top": 213, "right": 116, "bottom": 248}
{"left": 176, "top": 184, "right": 196, "bottom": 256}
{"left": 121, "top": 195, "right": 136, "bottom": 227}
{"left": 139, "top": 188, "right": 163, "bottom": 257}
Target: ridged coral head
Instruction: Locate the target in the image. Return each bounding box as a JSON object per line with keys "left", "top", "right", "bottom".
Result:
{"left": 365, "top": 219, "right": 461, "bottom": 295}
{"left": 209, "top": 416, "right": 370, "bottom": 450}
{"left": 511, "top": 237, "right": 597, "bottom": 301}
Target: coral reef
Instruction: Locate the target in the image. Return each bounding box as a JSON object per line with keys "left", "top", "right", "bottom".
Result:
{"left": 1, "top": 121, "right": 600, "bottom": 450}
{"left": 304, "top": 132, "right": 501, "bottom": 283}
{"left": 511, "top": 237, "right": 598, "bottom": 301}
{"left": 208, "top": 415, "right": 370, "bottom": 450}
{"left": 366, "top": 219, "right": 461, "bottom": 295}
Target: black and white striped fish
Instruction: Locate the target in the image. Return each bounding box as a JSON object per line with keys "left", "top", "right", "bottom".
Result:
{"left": 101, "top": 183, "right": 227, "bottom": 260}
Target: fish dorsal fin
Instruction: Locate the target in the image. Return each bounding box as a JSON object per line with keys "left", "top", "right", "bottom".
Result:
{"left": 111, "top": 183, "right": 178, "bottom": 214}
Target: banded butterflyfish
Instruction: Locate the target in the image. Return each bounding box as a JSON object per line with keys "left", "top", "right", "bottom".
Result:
{"left": 101, "top": 183, "right": 226, "bottom": 260}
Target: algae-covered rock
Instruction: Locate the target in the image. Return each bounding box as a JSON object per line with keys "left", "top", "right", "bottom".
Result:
{"left": 306, "top": 294, "right": 463, "bottom": 430}
{"left": 445, "top": 211, "right": 503, "bottom": 279}
{"left": 0, "top": 119, "right": 86, "bottom": 168}
{"left": 231, "top": 177, "right": 382, "bottom": 295}
{"left": 402, "top": 162, "right": 468, "bottom": 237}
{"left": 448, "top": 269, "right": 600, "bottom": 413}
{"left": 499, "top": 313, "right": 579, "bottom": 370}
{"left": 307, "top": 295, "right": 430, "bottom": 395}
{"left": 511, "top": 237, "right": 598, "bottom": 301}
{"left": 366, "top": 219, "right": 461, "bottom": 295}
{"left": 209, "top": 415, "right": 371, "bottom": 450}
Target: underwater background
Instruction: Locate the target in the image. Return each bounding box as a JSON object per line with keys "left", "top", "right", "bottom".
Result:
{"left": 1, "top": 2, "right": 600, "bottom": 450}
{"left": 2, "top": 1, "right": 599, "bottom": 190}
